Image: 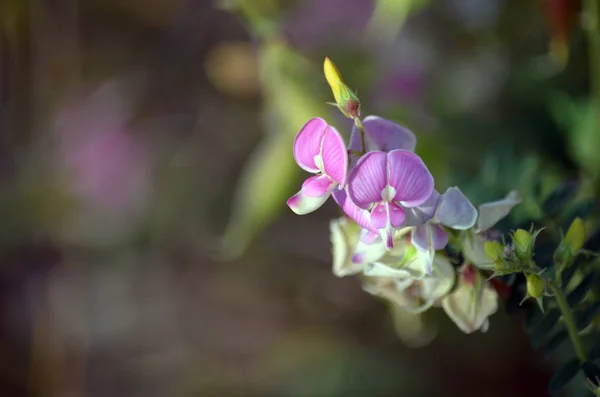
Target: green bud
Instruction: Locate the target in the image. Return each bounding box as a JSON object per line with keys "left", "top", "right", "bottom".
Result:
{"left": 484, "top": 241, "right": 504, "bottom": 261}
{"left": 526, "top": 274, "right": 545, "bottom": 298}
{"left": 555, "top": 217, "right": 586, "bottom": 270}
{"left": 513, "top": 229, "right": 533, "bottom": 262}
{"left": 565, "top": 217, "right": 585, "bottom": 253}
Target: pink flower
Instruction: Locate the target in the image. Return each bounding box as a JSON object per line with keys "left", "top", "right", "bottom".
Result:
{"left": 287, "top": 118, "right": 348, "bottom": 215}
{"left": 346, "top": 150, "right": 434, "bottom": 249}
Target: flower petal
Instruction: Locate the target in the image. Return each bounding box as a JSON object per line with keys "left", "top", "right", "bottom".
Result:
{"left": 347, "top": 151, "right": 388, "bottom": 208}
{"left": 403, "top": 190, "right": 440, "bottom": 226}
{"left": 349, "top": 115, "right": 417, "bottom": 153}
{"left": 321, "top": 125, "right": 348, "bottom": 186}
{"left": 301, "top": 175, "right": 335, "bottom": 197}
{"left": 463, "top": 233, "right": 496, "bottom": 269}
{"left": 434, "top": 187, "right": 477, "bottom": 230}
{"left": 425, "top": 255, "right": 455, "bottom": 300}
{"left": 287, "top": 176, "right": 336, "bottom": 215}
{"left": 476, "top": 191, "right": 521, "bottom": 232}
{"left": 387, "top": 150, "right": 434, "bottom": 207}
{"left": 411, "top": 224, "right": 448, "bottom": 252}
{"left": 363, "top": 261, "right": 412, "bottom": 278}
{"left": 332, "top": 189, "right": 377, "bottom": 233}
{"left": 441, "top": 280, "right": 498, "bottom": 334}
{"left": 292, "top": 117, "right": 328, "bottom": 173}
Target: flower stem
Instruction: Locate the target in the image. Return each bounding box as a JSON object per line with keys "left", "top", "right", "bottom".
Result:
{"left": 584, "top": 0, "right": 600, "bottom": 119}
{"left": 548, "top": 280, "right": 587, "bottom": 361}
{"left": 354, "top": 117, "right": 366, "bottom": 154}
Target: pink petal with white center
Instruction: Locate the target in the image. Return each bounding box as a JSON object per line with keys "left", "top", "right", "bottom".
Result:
{"left": 434, "top": 187, "right": 477, "bottom": 230}
{"left": 387, "top": 150, "right": 434, "bottom": 207}
{"left": 370, "top": 201, "right": 406, "bottom": 250}
{"left": 287, "top": 176, "right": 336, "bottom": 215}
{"left": 332, "top": 189, "right": 377, "bottom": 233}
{"left": 349, "top": 116, "right": 417, "bottom": 153}
{"left": 320, "top": 126, "right": 348, "bottom": 186}
{"left": 346, "top": 151, "right": 388, "bottom": 209}
{"left": 370, "top": 202, "right": 406, "bottom": 229}
{"left": 301, "top": 175, "right": 335, "bottom": 197}
{"left": 292, "top": 117, "right": 329, "bottom": 173}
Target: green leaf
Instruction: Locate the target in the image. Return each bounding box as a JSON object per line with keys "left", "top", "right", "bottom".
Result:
{"left": 549, "top": 359, "right": 581, "bottom": 395}
{"left": 567, "top": 272, "right": 596, "bottom": 307}
{"left": 542, "top": 181, "right": 580, "bottom": 217}
{"left": 219, "top": 42, "right": 324, "bottom": 259}
{"left": 576, "top": 300, "right": 600, "bottom": 331}
{"left": 543, "top": 330, "right": 569, "bottom": 355}
{"left": 531, "top": 309, "right": 561, "bottom": 349}
{"left": 582, "top": 362, "right": 600, "bottom": 387}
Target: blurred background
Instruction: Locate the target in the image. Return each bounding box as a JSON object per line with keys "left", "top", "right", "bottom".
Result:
{"left": 0, "top": 0, "right": 597, "bottom": 396}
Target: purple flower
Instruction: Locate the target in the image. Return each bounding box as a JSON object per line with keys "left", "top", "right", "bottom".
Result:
{"left": 346, "top": 150, "right": 434, "bottom": 249}
{"left": 349, "top": 115, "right": 416, "bottom": 154}
{"left": 287, "top": 118, "right": 348, "bottom": 215}
{"left": 409, "top": 187, "right": 478, "bottom": 272}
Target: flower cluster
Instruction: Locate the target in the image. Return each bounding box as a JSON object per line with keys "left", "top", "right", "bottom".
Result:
{"left": 287, "top": 58, "right": 522, "bottom": 337}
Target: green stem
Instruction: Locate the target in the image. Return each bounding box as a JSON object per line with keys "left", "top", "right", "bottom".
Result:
{"left": 585, "top": 0, "right": 600, "bottom": 118}
{"left": 548, "top": 280, "right": 587, "bottom": 361}
{"left": 354, "top": 117, "right": 366, "bottom": 154}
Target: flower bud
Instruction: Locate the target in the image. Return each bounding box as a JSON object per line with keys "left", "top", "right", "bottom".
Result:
{"left": 484, "top": 241, "right": 504, "bottom": 261}
{"left": 526, "top": 274, "right": 545, "bottom": 298}
{"left": 513, "top": 229, "right": 533, "bottom": 262}
{"left": 323, "top": 57, "right": 361, "bottom": 119}
{"left": 565, "top": 217, "right": 585, "bottom": 253}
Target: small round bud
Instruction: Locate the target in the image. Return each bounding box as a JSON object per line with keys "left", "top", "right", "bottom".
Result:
{"left": 513, "top": 229, "right": 533, "bottom": 262}
{"left": 526, "top": 274, "right": 545, "bottom": 298}
{"left": 484, "top": 241, "right": 504, "bottom": 261}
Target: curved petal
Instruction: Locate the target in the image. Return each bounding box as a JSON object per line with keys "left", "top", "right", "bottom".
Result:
{"left": 363, "top": 261, "right": 412, "bottom": 278}
{"left": 476, "top": 191, "right": 521, "bottom": 232}
{"left": 349, "top": 115, "right": 417, "bottom": 153}
{"left": 403, "top": 190, "right": 440, "bottom": 226}
{"left": 411, "top": 224, "right": 447, "bottom": 252}
{"left": 292, "top": 118, "right": 328, "bottom": 173}
{"left": 321, "top": 126, "right": 348, "bottom": 186}
{"left": 425, "top": 255, "right": 455, "bottom": 300}
{"left": 332, "top": 189, "right": 376, "bottom": 233}
{"left": 287, "top": 176, "right": 336, "bottom": 215}
{"left": 434, "top": 187, "right": 477, "bottom": 230}
{"left": 371, "top": 202, "right": 406, "bottom": 250}
{"left": 387, "top": 150, "right": 434, "bottom": 207}
{"left": 347, "top": 151, "right": 387, "bottom": 209}
{"left": 441, "top": 280, "right": 498, "bottom": 334}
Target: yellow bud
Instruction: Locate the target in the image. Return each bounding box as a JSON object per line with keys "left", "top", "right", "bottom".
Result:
{"left": 565, "top": 217, "right": 585, "bottom": 253}
{"left": 323, "top": 57, "right": 361, "bottom": 119}
{"left": 513, "top": 229, "right": 533, "bottom": 262}
{"left": 484, "top": 241, "right": 504, "bottom": 261}
{"left": 324, "top": 57, "right": 343, "bottom": 105}
{"left": 526, "top": 274, "right": 545, "bottom": 298}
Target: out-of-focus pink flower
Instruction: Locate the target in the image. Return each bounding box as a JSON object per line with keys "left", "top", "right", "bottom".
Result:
{"left": 55, "top": 82, "right": 152, "bottom": 218}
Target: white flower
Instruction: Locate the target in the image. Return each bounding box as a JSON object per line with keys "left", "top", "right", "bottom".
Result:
{"left": 464, "top": 191, "right": 521, "bottom": 269}
{"left": 441, "top": 264, "right": 498, "bottom": 333}
{"left": 330, "top": 217, "right": 387, "bottom": 277}
{"left": 363, "top": 255, "right": 455, "bottom": 313}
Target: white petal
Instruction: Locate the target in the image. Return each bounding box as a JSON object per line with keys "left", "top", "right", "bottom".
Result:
{"left": 441, "top": 280, "right": 499, "bottom": 334}
{"left": 463, "top": 233, "right": 496, "bottom": 270}
{"left": 475, "top": 191, "right": 521, "bottom": 232}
